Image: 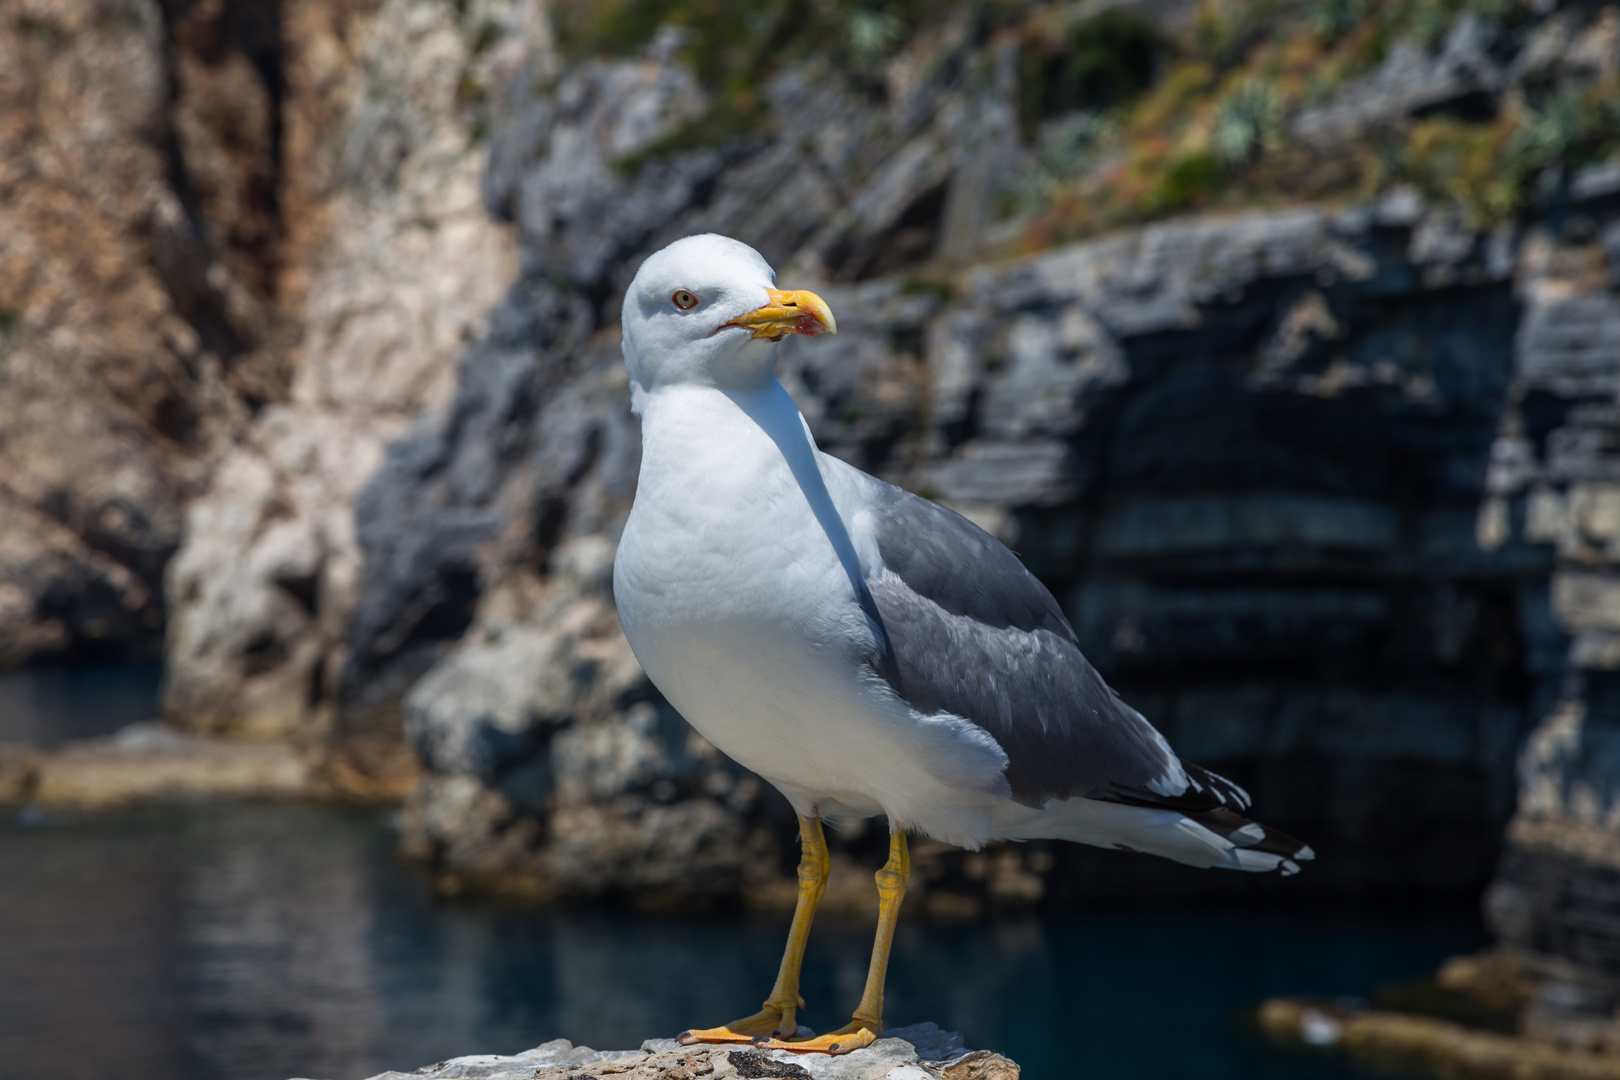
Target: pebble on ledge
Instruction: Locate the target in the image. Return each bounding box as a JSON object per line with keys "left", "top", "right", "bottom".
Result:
{"left": 296, "top": 1024, "right": 1018, "bottom": 1080}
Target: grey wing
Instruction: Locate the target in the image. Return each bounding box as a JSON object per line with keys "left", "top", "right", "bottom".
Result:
{"left": 863, "top": 481, "right": 1246, "bottom": 813}
{"left": 863, "top": 483, "right": 1076, "bottom": 643}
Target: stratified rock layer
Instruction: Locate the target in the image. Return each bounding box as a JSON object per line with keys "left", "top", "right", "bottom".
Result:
{"left": 1469, "top": 186, "right": 1620, "bottom": 1046}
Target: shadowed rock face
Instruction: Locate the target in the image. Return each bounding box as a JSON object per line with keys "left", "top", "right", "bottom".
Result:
{"left": 1478, "top": 215, "right": 1620, "bottom": 1042}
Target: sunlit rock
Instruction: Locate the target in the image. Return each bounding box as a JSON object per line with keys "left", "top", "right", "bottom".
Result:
{"left": 161, "top": 0, "right": 525, "bottom": 742}
{"left": 334, "top": 1024, "right": 1018, "bottom": 1080}
{"left": 10, "top": 722, "right": 312, "bottom": 809}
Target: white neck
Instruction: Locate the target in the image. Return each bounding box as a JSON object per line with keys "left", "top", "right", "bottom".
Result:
{"left": 636, "top": 380, "right": 869, "bottom": 611}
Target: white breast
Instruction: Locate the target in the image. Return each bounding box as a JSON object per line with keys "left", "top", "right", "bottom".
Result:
{"left": 616, "top": 385, "right": 867, "bottom": 773}
{"left": 613, "top": 382, "right": 1011, "bottom": 846}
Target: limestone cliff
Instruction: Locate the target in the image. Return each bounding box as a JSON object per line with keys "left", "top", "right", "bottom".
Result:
{"left": 161, "top": 0, "right": 526, "bottom": 750}
{"left": 0, "top": 0, "right": 389, "bottom": 666}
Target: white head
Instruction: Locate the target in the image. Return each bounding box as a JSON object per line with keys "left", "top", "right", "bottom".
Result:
{"left": 621, "top": 234, "right": 835, "bottom": 403}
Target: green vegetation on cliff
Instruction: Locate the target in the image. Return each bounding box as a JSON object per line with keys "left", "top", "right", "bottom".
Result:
{"left": 1023, "top": 0, "right": 1620, "bottom": 240}
{"left": 553, "top": 0, "right": 936, "bottom": 164}
{"left": 554, "top": 0, "right": 1620, "bottom": 246}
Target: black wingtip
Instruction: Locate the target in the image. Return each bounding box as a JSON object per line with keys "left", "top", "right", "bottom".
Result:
{"left": 1193, "top": 806, "right": 1314, "bottom": 866}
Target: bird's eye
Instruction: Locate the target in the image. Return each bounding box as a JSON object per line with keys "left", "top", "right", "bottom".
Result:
{"left": 671, "top": 290, "right": 699, "bottom": 311}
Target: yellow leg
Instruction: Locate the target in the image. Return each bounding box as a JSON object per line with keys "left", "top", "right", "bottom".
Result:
{"left": 679, "top": 815, "right": 831, "bottom": 1045}
{"left": 755, "top": 827, "right": 910, "bottom": 1056}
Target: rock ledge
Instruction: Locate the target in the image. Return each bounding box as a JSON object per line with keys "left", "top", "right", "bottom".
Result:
{"left": 323, "top": 1024, "right": 1017, "bottom": 1080}
{"left": 0, "top": 723, "right": 314, "bottom": 809}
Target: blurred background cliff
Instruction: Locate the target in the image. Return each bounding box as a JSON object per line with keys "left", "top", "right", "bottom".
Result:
{"left": 3, "top": 0, "right": 1620, "bottom": 1070}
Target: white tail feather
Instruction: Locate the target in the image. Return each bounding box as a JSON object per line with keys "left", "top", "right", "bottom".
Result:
{"left": 990, "top": 797, "right": 1311, "bottom": 873}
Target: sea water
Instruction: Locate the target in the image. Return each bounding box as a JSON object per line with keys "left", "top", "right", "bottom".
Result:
{"left": 0, "top": 666, "right": 1481, "bottom": 1080}
{"left": 0, "top": 661, "right": 163, "bottom": 747}
{"left": 0, "top": 803, "right": 1480, "bottom": 1080}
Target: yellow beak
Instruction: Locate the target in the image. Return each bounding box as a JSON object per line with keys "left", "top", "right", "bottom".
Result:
{"left": 723, "top": 288, "right": 837, "bottom": 341}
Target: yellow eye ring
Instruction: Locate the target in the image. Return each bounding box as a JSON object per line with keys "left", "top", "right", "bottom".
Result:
{"left": 671, "top": 290, "right": 698, "bottom": 310}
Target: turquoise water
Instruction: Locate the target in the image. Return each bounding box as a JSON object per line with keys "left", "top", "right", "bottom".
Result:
{"left": 0, "top": 803, "right": 1481, "bottom": 1080}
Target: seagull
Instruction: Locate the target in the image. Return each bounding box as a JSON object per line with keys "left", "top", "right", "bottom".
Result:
{"left": 612, "top": 234, "right": 1313, "bottom": 1056}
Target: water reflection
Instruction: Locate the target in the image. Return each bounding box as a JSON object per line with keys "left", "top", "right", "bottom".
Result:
{"left": 182, "top": 809, "right": 388, "bottom": 1080}
{"left": 0, "top": 804, "right": 1481, "bottom": 1080}
{"left": 0, "top": 662, "right": 163, "bottom": 747}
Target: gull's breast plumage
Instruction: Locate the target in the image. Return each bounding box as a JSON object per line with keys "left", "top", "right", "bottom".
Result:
{"left": 614, "top": 383, "right": 1011, "bottom": 845}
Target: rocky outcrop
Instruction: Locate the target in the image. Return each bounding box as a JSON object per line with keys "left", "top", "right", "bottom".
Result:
{"left": 1259, "top": 992, "right": 1620, "bottom": 1079}
{"left": 1259, "top": 151, "right": 1620, "bottom": 1062}
{"left": 0, "top": 0, "right": 247, "bottom": 665}
{"left": 160, "top": 0, "right": 528, "bottom": 745}
{"left": 0, "top": 0, "right": 384, "bottom": 667}
{"left": 1475, "top": 187, "right": 1620, "bottom": 1046}
{"left": 0, "top": 0, "right": 528, "bottom": 742}
{"left": 340, "top": 1024, "right": 1017, "bottom": 1080}
{"left": 0, "top": 721, "right": 315, "bottom": 809}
